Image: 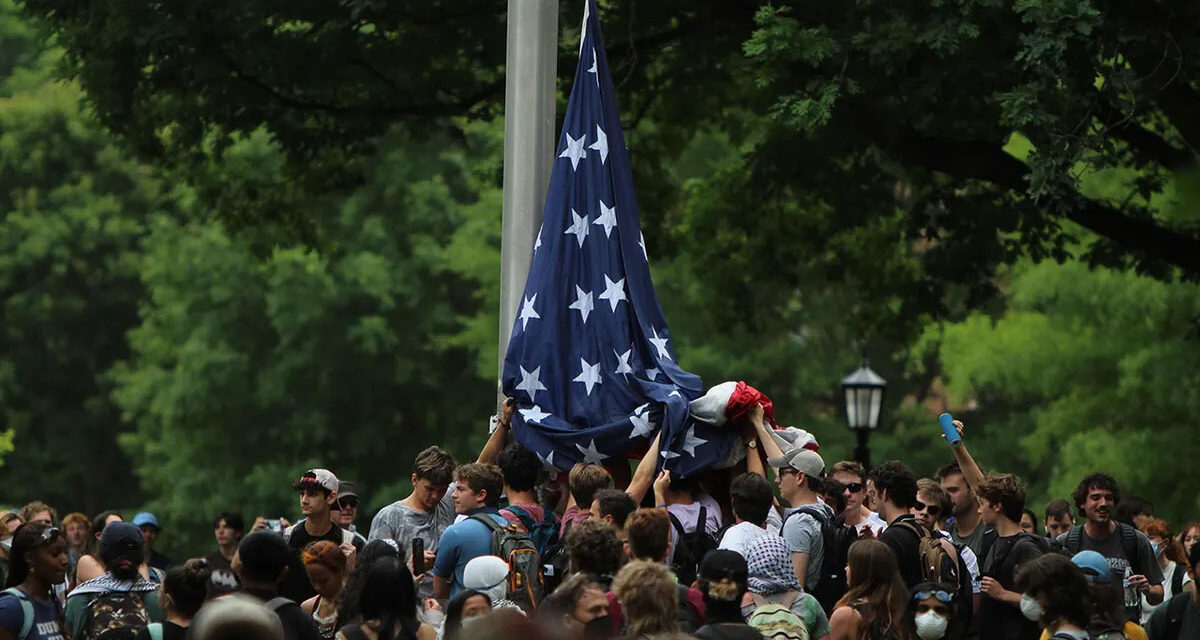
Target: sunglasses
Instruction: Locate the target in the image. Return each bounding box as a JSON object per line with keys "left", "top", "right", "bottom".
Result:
{"left": 844, "top": 482, "right": 865, "bottom": 493}
{"left": 913, "top": 589, "right": 955, "bottom": 603}
{"left": 338, "top": 499, "right": 358, "bottom": 509}
{"left": 914, "top": 501, "right": 942, "bottom": 517}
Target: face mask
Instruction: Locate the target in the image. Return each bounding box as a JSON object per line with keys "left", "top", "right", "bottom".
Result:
{"left": 1151, "top": 542, "right": 1161, "bottom": 556}
{"left": 1019, "top": 594, "right": 1044, "bottom": 622}
{"left": 0, "top": 539, "right": 10, "bottom": 553}
{"left": 582, "top": 615, "right": 612, "bottom": 640}
{"left": 914, "top": 611, "right": 949, "bottom": 640}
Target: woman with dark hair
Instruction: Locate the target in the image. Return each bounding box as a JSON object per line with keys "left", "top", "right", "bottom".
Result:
{"left": 73, "top": 510, "right": 123, "bottom": 586}
{"left": 0, "top": 522, "right": 69, "bottom": 639}
{"left": 138, "top": 558, "right": 212, "bottom": 640}
{"left": 337, "top": 539, "right": 401, "bottom": 627}
{"left": 906, "top": 583, "right": 957, "bottom": 640}
{"left": 1019, "top": 510, "right": 1039, "bottom": 536}
{"left": 1014, "top": 554, "right": 1090, "bottom": 639}
{"left": 441, "top": 590, "right": 491, "bottom": 640}
{"left": 829, "top": 539, "right": 909, "bottom": 640}
{"left": 336, "top": 557, "right": 436, "bottom": 640}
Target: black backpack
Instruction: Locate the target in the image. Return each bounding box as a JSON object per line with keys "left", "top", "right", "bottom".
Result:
{"left": 540, "top": 521, "right": 573, "bottom": 594}
{"left": 1061, "top": 523, "right": 1139, "bottom": 564}
{"left": 668, "top": 506, "right": 718, "bottom": 585}
{"left": 1160, "top": 591, "right": 1192, "bottom": 640}
{"left": 781, "top": 505, "right": 857, "bottom": 614}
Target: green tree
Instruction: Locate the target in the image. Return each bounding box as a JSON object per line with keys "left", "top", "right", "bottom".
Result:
{"left": 113, "top": 128, "right": 503, "bottom": 554}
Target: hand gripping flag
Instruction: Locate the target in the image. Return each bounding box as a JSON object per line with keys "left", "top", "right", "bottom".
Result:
{"left": 501, "top": 0, "right": 733, "bottom": 476}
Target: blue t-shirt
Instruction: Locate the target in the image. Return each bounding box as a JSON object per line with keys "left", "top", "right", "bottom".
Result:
{"left": 0, "top": 590, "right": 65, "bottom": 640}
{"left": 431, "top": 508, "right": 506, "bottom": 598}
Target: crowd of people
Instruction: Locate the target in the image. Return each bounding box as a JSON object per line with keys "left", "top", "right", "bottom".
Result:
{"left": 1, "top": 403, "right": 1198, "bottom": 640}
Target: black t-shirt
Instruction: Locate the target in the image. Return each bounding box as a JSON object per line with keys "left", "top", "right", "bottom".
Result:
{"left": 696, "top": 623, "right": 764, "bottom": 640}
{"left": 979, "top": 533, "right": 1044, "bottom": 640}
{"left": 135, "top": 621, "right": 188, "bottom": 640}
{"left": 244, "top": 587, "right": 322, "bottom": 640}
{"left": 206, "top": 549, "right": 241, "bottom": 594}
{"left": 279, "top": 519, "right": 364, "bottom": 603}
{"left": 879, "top": 514, "right": 924, "bottom": 588}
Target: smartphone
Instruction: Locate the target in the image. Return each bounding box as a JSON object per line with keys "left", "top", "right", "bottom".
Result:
{"left": 939, "top": 413, "right": 962, "bottom": 445}
{"left": 412, "top": 538, "right": 425, "bottom": 574}
{"left": 265, "top": 519, "right": 283, "bottom": 534}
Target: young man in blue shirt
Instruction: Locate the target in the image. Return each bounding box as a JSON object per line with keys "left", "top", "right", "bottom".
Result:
{"left": 431, "top": 463, "right": 507, "bottom": 599}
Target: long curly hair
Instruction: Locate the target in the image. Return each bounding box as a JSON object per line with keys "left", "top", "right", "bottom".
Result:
{"left": 834, "top": 539, "right": 909, "bottom": 640}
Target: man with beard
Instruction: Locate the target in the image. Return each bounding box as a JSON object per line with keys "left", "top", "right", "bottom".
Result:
{"left": 65, "top": 521, "right": 163, "bottom": 638}
{"left": 1059, "top": 472, "right": 1163, "bottom": 622}
{"left": 938, "top": 461, "right": 987, "bottom": 557}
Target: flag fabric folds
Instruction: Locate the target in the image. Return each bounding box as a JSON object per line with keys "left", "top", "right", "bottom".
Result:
{"left": 500, "top": 0, "right": 733, "bottom": 476}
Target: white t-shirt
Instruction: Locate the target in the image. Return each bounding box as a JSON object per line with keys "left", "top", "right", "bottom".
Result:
{"left": 719, "top": 521, "right": 770, "bottom": 557}
{"left": 1142, "top": 560, "right": 1191, "bottom": 624}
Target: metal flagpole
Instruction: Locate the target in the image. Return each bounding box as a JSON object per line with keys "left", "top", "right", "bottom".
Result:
{"left": 498, "top": 0, "right": 558, "bottom": 408}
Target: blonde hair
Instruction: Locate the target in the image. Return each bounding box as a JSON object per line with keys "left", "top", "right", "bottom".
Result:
{"left": 611, "top": 560, "right": 678, "bottom": 636}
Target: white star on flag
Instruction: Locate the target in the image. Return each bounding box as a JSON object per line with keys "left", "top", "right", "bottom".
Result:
{"left": 534, "top": 227, "right": 542, "bottom": 253}
{"left": 573, "top": 357, "right": 603, "bottom": 396}
{"left": 645, "top": 367, "right": 660, "bottom": 381}
{"left": 669, "top": 390, "right": 683, "bottom": 399}
{"left": 564, "top": 209, "right": 590, "bottom": 248}
{"left": 614, "top": 347, "right": 634, "bottom": 376}
{"left": 629, "top": 404, "right": 655, "bottom": 439}
{"left": 681, "top": 426, "right": 707, "bottom": 456}
{"left": 587, "top": 48, "right": 599, "bottom": 87}
{"left": 559, "top": 131, "right": 588, "bottom": 170}
{"left": 518, "top": 294, "right": 540, "bottom": 331}
{"left": 599, "top": 275, "right": 627, "bottom": 312}
{"left": 649, "top": 327, "right": 672, "bottom": 360}
{"left": 589, "top": 125, "right": 608, "bottom": 163}
{"left": 519, "top": 405, "right": 551, "bottom": 424}
{"left": 537, "top": 450, "right": 558, "bottom": 472}
{"left": 593, "top": 199, "right": 617, "bottom": 237}
{"left": 569, "top": 285, "right": 594, "bottom": 324}
{"left": 576, "top": 439, "right": 609, "bottom": 465}
{"left": 516, "top": 365, "right": 547, "bottom": 402}
{"left": 660, "top": 449, "right": 681, "bottom": 460}
{"left": 639, "top": 232, "right": 648, "bottom": 262}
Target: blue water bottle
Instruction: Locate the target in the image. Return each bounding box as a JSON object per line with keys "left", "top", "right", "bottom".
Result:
{"left": 939, "top": 413, "right": 962, "bottom": 445}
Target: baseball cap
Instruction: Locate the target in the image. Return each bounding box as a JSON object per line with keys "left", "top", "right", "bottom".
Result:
{"left": 292, "top": 469, "right": 339, "bottom": 493}
{"left": 131, "top": 512, "right": 160, "bottom": 529}
{"left": 1071, "top": 550, "right": 1111, "bottom": 582}
{"left": 767, "top": 448, "right": 825, "bottom": 478}
{"left": 100, "top": 521, "right": 144, "bottom": 550}
{"left": 337, "top": 482, "right": 358, "bottom": 501}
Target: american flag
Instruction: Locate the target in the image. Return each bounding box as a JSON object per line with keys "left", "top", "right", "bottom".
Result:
{"left": 501, "top": 0, "right": 733, "bottom": 476}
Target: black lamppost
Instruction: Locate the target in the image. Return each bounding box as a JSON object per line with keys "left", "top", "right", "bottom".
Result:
{"left": 842, "top": 363, "right": 886, "bottom": 470}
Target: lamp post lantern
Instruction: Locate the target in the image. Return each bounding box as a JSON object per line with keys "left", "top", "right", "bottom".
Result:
{"left": 842, "top": 363, "right": 886, "bottom": 470}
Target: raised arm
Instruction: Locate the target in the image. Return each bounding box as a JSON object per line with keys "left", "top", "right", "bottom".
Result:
{"left": 476, "top": 399, "right": 516, "bottom": 464}
{"left": 948, "top": 420, "right": 985, "bottom": 492}
{"left": 750, "top": 403, "right": 786, "bottom": 463}
{"left": 626, "top": 430, "right": 662, "bottom": 505}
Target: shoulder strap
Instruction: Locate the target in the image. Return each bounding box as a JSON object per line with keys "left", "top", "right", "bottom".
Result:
{"left": 749, "top": 592, "right": 767, "bottom": 608}
{"left": 780, "top": 591, "right": 799, "bottom": 609}
{"left": 696, "top": 506, "right": 707, "bottom": 532}
{"left": 1065, "top": 526, "right": 1083, "bottom": 554}
{"left": 794, "top": 504, "right": 829, "bottom": 525}
{"left": 1, "top": 588, "right": 33, "bottom": 640}
{"left": 469, "top": 513, "right": 503, "bottom": 533}
{"left": 1172, "top": 561, "right": 1187, "bottom": 595}
{"left": 265, "top": 596, "right": 292, "bottom": 613}
{"left": 147, "top": 622, "right": 164, "bottom": 640}
{"left": 667, "top": 511, "right": 686, "bottom": 536}
{"left": 1117, "top": 523, "right": 1140, "bottom": 568}
{"left": 894, "top": 520, "right": 928, "bottom": 540}
{"left": 506, "top": 505, "right": 535, "bottom": 528}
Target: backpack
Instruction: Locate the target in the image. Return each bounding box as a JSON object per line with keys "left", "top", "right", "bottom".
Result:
{"left": 1062, "top": 524, "right": 1139, "bottom": 565}
{"left": 470, "top": 514, "right": 545, "bottom": 613}
{"left": 781, "top": 505, "right": 857, "bottom": 614}
{"left": 1162, "top": 591, "right": 1192, "bottom": 640}
{"left": 80, "top": 590, "right": 151, "bottom": 640}
{"left": 0, "top": 588, "right": 34, "bottom": 640}
{"left": 283, "top": 522, "right": 355, "bottom": 547}
{"left": 541, "top": 520, "right": 574, "bottom": 595}
{"left": 893, "top": 522, "right": 959, "bottom": 588}
{"left": 668, "top": 506, "right": 718, "bottom": 586}
{"left": 747, "top": 592, "right": 811, "bottom": 640}
{"left": 506, "top": 505, "right": 560, "bottom": 557}
{"left": 1084, "top": 620, "right": 1129, "bottom": 640}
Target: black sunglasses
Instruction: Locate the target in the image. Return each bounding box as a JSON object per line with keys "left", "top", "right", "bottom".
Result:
{"left": 914, "top": 501, "right": 942, "bottom": 517}
{"left": 338, "top": 499, "right": 358, "bottom": 509}
{"left": 844, "top": 482, "right": 865, "bottom": 493}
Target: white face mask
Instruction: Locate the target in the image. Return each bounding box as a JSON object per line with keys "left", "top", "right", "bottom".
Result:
{"left": 914, "top": 611, "right": 949, "bottom": 640}
{"left": 1019, "top": 594, "right": 1044, "bottom": 622}
{"left": 0, "top": 538, "right": 10, "bottom": 553}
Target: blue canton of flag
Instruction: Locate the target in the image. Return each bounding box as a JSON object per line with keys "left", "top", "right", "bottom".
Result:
{"left": 501, "top": 0, "right": 733, "bottom": 476}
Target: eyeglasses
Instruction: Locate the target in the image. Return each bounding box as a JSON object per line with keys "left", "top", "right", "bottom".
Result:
{"left": 913, "top": 589, "right": 955, "bottom": 603}
{"left": 777, "top": 468, "right": 798, "bottom": 477}
{"left": 914, "top": 501, "right": 942, "bottom": 517}
{"left": 844, "top": 483, "right": 864, "bottom": 493}
{"left": 40, "top": 527, "right": 61, "bottom": 544}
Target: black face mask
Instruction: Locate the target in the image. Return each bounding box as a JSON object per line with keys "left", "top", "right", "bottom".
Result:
{"left": 583, "top": 615, "right": 612, "bottom": 640}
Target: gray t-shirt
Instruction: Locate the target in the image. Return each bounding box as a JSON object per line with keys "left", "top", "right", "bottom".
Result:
{"left": 367, "top": 484, "right": 456, "bottom": 597}
{"left": 950, "top": 519, "right": 987, "bottom": 558}
{"left": 781, "top": 501, "right": 834, "bottom": 590}
{"left": 1063, "top": 525, "right": 1164, "bottom": 614}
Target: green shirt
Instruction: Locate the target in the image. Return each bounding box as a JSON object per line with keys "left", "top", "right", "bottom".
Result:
{"left": 951, "top": 519, "right": 987, "bottom": 557}
{"left": 64, "top": 589, "right": 161, "bottom": 639}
